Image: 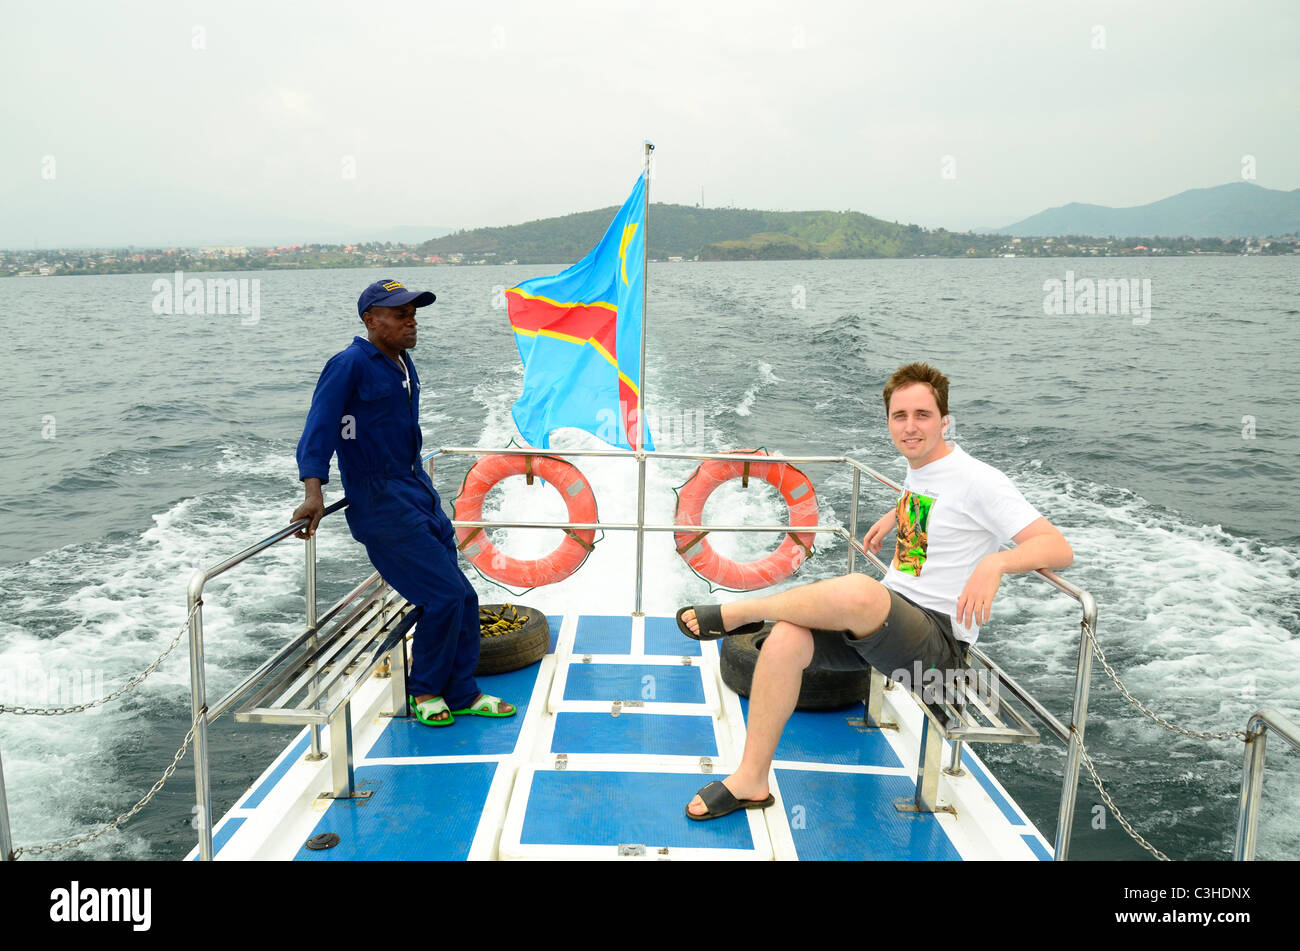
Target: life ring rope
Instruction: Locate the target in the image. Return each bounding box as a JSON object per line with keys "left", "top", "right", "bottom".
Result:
{"left": 455, "top": 526, "right": 483, "bottom": 551}
{"left": 563, "top": 528, "right": 596, "bottom": 552}
{"left": 675, "top": 530, "right": 710, "bottom": 556}
{"left": 786, "top": 532, "right": 814, "bottom": 557}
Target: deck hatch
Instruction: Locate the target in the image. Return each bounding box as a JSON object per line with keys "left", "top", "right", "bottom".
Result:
{"left": 550, "top": 711, "right": 718, "bottom": 757}
{"left": 741, "top": 697, "right": 904, "bottom": 769}
{"left": 295, "top": 762, "right": 497, "bottom": 861}
{"left": 563, "top": 663, "right": 706, "bottom": 705}
{"left": 511, "top": 769, "right": 764, "bottom": 856}
{"left": 573, "top": 615, "right": 634, "bottom": 654}
{"left": 643, "top": 616, "right": 702, "bottom": 656}
{"left": 775, "top": 768, "right": 962, "bottom": 861}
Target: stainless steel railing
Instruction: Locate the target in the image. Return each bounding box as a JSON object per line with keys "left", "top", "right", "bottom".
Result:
{"left": 184, "top": 497, "right": 346, "bottom": 860}
{"left": 429, "top": 444, "right": 1097, "bottom": 859}
{"left": 170, "top": 443, "right": 1094, "bottom": 862}
{"left": 1234, "top": 707, "right": 1300, "bottom": 860}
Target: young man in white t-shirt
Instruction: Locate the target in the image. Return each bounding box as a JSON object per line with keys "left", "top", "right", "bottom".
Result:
{"left": 676, "top": 362, "right": 1074, "bottom": 820}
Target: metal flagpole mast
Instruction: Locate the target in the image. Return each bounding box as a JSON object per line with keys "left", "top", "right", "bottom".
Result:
{"left": 633, "top": 140, "right": 654, "bottom": 616}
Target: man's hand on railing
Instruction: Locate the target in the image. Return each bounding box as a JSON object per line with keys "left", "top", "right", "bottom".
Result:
{"left": 863, "top": 510, "right": 898, "bottom": 555}
{"left": 956, "top": 554, "right": 1005, "bottom": 628}
{"left": 292, "top": 479, "right": 326, "bottom": 539}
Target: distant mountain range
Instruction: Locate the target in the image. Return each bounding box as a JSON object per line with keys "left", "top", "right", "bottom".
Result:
{"left": 995, "top": 182, "right": 1300, "bottom": 238}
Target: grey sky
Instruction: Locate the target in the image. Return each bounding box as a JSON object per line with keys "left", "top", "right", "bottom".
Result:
{"left": 2, "top": 0, "right": 1296, "bottom": 248}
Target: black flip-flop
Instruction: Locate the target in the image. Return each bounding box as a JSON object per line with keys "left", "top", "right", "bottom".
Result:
{"left": 686, "top": 780, "right": 775, "bottom": 821}
{"left": 675, "top": 604, "right": 765, "bottom": 641}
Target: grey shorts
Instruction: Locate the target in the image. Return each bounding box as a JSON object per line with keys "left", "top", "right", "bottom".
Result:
{"left": 809, "top": 588, "right": 968, "bottom": 677}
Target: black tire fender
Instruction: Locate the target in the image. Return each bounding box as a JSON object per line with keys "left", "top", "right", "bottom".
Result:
{"left": 719, "top": 625, "right": 871, "bottom": 711}
{"left": 475, "top": 603, "right": 549, "bottom": 675}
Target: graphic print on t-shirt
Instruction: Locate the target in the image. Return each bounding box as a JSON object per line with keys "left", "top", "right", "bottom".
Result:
{"left": 893, "top": 490, "right": 935, "bottom": 576}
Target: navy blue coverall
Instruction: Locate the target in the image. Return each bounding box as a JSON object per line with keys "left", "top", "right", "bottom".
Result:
{"left": 296, "top": 336, "right": 481, "bottom": 707}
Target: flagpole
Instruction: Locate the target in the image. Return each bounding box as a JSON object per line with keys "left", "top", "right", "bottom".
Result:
{"left": 633, "top": 140, "right": 653, "bottom": 616}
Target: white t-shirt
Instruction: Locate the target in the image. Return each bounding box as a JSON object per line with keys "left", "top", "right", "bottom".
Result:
{"left": 882, "top": 444, "right": 1041, "bottom": 645}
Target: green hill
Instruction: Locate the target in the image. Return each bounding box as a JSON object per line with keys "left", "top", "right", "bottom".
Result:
{"left": 418, "top": 204, "right": 1000, "bottom": 263}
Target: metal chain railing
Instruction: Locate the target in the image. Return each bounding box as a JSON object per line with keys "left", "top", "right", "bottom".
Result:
{"left": 1, "top": 601, "right": 204, "bottom": 858}
{"left": 1076, "top": 737, "right": 1170, "bottom": 861}
{"left": 0, "top": 601, "right": 200, "bottom": 716}
{"left": 1085, "top": 619, "right": 1249, "bottom": 743}
{"left": 1070, "top": 618, "right": 1250, "bottom": 861}
{"left": 11, "top": 716, "right": 199, "bottom": 858}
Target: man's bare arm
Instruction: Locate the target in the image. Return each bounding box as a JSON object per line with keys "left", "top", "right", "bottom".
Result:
{"left": 992, "top": 517, "right": 1074, "bottom": 573}
{"left": 956, "top": 517, "right": 1073, "bottom": 628}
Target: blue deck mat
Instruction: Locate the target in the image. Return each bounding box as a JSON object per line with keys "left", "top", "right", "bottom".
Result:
{"left": 295, "top": 762, "right": 497, "bottom": 860}
{"left": 521, "top": 770, "right": 756, "bottom": 850}
{"left": 572, "top": 615, "right": 633, "bottom": 654}
{"left": 546, "top": 615, "right": 562, "bottom": 653}
{"left": 564, "top": 663, "right": 705, "bottom": 704}
{"left": 775, "top": 769, "right": 961, "bottom": 860}
{"left": 740, "top": 697, "right": 903, "bottom": 768}
{"left": 366, "top": 662, "right": 539, "bottom": 758}
{"left": 551, "top": 712, "right": 718, "bottom": 757}
{"left": 643, "top": 616, "right": 702, "bottom": 656}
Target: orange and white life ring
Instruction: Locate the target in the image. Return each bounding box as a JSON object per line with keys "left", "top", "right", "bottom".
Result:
{"left": 673, "top": 449, "right": 818, "bottom": 591}
{"left": 454, "top": 454, "right": 598, "bottom": 588}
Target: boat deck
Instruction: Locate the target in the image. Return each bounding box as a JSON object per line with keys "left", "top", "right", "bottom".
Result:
{"left": 191, "top": 614, "right": 1052, "bottom": 861}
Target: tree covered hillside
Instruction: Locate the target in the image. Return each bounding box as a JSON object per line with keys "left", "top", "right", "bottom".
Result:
{"left": 417, "top": 204, "right": 1002, "bottom": 263}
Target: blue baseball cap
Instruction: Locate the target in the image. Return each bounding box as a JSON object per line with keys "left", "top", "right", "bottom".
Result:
{"left": 357, "top": 279, "right": 436, "bottom": 319}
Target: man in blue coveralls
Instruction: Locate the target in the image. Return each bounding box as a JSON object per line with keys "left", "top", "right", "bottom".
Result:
{"left": 291, "top": 279, "right": 515, "bottom": 727}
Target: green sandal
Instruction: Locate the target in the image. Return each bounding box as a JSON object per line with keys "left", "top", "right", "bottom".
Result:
{"left": 409, "top": 695, "right": 455, "bottom": 727}
{"left": 450, "top": 694, "right": 516, "bottom": 718}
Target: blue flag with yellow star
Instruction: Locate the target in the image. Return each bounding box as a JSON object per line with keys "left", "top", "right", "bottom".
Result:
{"left": 505, "top": 175, "right": 654, "bottom": 451}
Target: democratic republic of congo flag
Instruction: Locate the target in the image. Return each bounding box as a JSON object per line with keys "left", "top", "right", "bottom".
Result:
{"left": 505, "top": 175, "right": 654, "bottom": 451}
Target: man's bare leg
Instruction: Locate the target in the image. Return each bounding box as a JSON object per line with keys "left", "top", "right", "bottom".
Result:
{"left": 687, "top": 620, "right": 812, "bottom": 816}
{"left": 680, "top": 573, "right": 892, "bottom": 640}
{"left": 684, "top": 575, "right": 892, "bottom": 817}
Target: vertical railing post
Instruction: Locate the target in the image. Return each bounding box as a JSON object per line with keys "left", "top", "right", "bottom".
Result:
{"left": 187, "top": 570, "right": 214, "bottom": 862}
{"left": 1234, "top": 715, "right": 1268, "bottom": 861}
{"left": 386, "top": 627, "right": 410, "bottom": 717}
{"left": 1053, "top": 594, "right": 1097, "bottom": 861}
{"left": 898, "top": 716, "right": 945, "bottom": 813}
{"left": 847, "top": 466, "right": 861, "bottom": 574}
{"left": 0, "top": 743, "right": 14, "bottom": 861}
{"left": 305, "top": 534, "right": 323, "bottom": 758}
{"left": 633, "top": 454, "right": 647, "bottom": 616}
{"left": 864, "top": 667, "right": 894, "bottom": 729}
{"left": 947, "top": 740, "right": 965, "bottom": 775}
{"left": 329, "top": 703, "right": 357, "bottom": 799}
